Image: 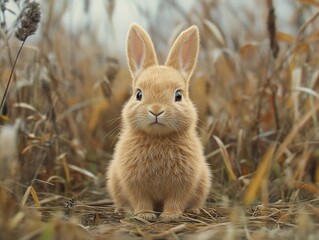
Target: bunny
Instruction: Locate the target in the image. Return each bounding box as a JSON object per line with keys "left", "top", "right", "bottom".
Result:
{"left": 106, "top": 23, "right": 211, "bottom": 221}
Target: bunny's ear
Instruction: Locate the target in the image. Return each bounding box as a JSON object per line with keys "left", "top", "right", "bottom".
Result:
{"left": 165, "top": 26, "right": 199, "bottom": 81}
{"left": 127, "top": 23, "right": 158, "bottom": 79}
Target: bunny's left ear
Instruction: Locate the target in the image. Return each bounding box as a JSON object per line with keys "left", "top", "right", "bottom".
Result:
{"left": 165, "top": 26, "right": 199, "bottom": 81}
{"left": 127, "top": 23, "right": 158, "bottom": 80}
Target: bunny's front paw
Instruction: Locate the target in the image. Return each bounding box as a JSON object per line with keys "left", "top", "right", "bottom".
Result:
{"left": 136, "top": 212, "right": 157, "bottom": 221}
{"left": 185, "top": 207, "right": 201, "bottom": 214}
{"left": 160, "top": 212, "right": 181, "bottom": 222}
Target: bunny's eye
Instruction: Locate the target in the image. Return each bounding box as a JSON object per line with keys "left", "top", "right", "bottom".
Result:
{"left": 175, "top": 90, "right": 182, "bottom": 102}
{"left": 136, "top": 89, "right": 142, "bottom": 101}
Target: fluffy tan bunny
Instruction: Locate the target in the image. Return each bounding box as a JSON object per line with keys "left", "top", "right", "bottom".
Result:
{"left": 106, "top": 23, "right": 211, "bottom": 221}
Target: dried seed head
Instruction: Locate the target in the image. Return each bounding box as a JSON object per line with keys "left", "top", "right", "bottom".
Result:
{"left": 15, "top": 1, "right": 41, "bottom": 41}
{"left": 266, "top": 0, "right": 279, "bottom": 59}
{"left": 100, "top": 76, "right": 112, "bottom": 99}
{"left": 106, "top": 56, "right": 119, "bottom": 82}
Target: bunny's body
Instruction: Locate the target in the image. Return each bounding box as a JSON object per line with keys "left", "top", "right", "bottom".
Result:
{"left": 106, "top": 24, "right": 211, "bottom": 221}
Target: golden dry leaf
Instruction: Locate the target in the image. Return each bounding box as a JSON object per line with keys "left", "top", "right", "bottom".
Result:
{"left": 213, "top": 136, "right": 237, "bottom": 181}
{"left": 295, "top": 42, "right": 310, "bottom": 55}
{"left": 293, "top": 87, "right": 319, "bottom": 100}
{"left": 296, "top": 11, "right": 319, "bottom": 42}
{"left": 30, "top": 186, "right": 41, "bottom": 208}
{"left": 204, "top": 19, "right": 226, "bottom": 47}
{"left": 8, "top": 212, "right": 25, "bottom": 230}
{"left": 291, "top": 68, "right": 302, "bottom": 123}
{"left": 21, "top": 144, "right": 36, "bottom": 155}
{"left": 88, "top": 70, "right": 130, "bottom": 133}
{"left": 68, "top": 164, "right": 97, "bottom": 180}
{"left": 276, "top": 103, "right": 319, "bottom": 163}
{"left": 213, "top": 50, "right": 237, "bottom": 85}
{"left": 244, "top": 145, "right": 276, "bottom": 205}
{"left": 295, "top": 182, "right": 319, "bottom": 194}
{"left": 39, "top": 133, "right": 52, "bottom": 145}
{"left": 20, "top": 186, "right": 41, "bottom": 208}
{"left": 26, "top": 114, "right": 45, "bottom": 121}
{"left": 293, "top": 149, "right": 311, "bottom": 181}
{"left": 239, "top": 43, "right": 259, "bottom": 58}
{"left": 57, "top": 153, "right": 71, "bottom": 185}
{"left": 190, "top": 76, "right": 209, "bottom": 125}
{"left": 289, "top": 43, "right": 309, "bottom": 71}
{"left": 100, "top": 76, "right": 112, "bottom": 99}
{"left": 88, "top": 100, "right": 111, "bottom": 132}
{"left": 13, "top": 102, "right": 39, "bottom": 113}
{"left": 276, "top": 32, "right": 294, "bottom": 43}
{"left": 0, "top": 114, "right": 9, "bottom": 124}
{"left": 305, "top": 31, "right": 319, "bottom": 43}
{"left": 20, "top": 187, "right": 30, "bottom": 208}
{"left": 239, "top": 42, "right": 261, "bottom": 70}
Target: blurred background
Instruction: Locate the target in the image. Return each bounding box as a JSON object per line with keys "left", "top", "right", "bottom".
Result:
{"left": 1, "top": 0, "right": 319, "bottom": 238}
{"left": 4, "top": 0, "right": 308, "bottom": 59}
{"left": 0, "top": 0, "right": 319, "bottom": 219}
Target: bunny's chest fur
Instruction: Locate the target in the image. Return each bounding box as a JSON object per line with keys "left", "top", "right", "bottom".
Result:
{"left": 117, "top": 134, "right": 201, "bottom": 195}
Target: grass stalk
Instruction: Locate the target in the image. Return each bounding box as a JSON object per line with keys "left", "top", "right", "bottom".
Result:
{"left": 0, "top": 40, "right": 26, "bottom": 112}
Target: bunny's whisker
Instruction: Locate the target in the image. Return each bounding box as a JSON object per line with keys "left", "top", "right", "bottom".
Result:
{"left": 103, "top": 124, "right": 121, "bottom": 140}
{"left": 107, "top": 115, "right": 122, "bottom": 125}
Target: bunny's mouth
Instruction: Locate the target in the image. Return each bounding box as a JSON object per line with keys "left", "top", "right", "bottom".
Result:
{"left": 150, "top": 122, "right": 165, "bottom": 126}
{"left": 149, "top": 116, "right": 165, "bottom": 126}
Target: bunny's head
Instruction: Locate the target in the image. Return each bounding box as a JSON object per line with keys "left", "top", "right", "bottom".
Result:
{"left": 122, "top": 24, "right": 200, "bottom": 136}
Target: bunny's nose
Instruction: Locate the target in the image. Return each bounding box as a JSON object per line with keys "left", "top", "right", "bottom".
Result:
{"left": 149, "top": 110, "right": 164, "bottom": 117}
{"left": 148, "top": 104, "right": 165, "bottom": 117}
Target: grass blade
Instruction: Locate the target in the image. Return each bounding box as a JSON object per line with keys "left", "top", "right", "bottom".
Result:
{"left": 244, "top": 145, "right": 276, "bottom": 205}
{"left": 213, "top": 136, "right": 237, "bottom": 181}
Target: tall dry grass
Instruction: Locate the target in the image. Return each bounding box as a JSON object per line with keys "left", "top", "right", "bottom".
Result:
{"left": 0, "top": 0, "right": 319, "bottom": 239}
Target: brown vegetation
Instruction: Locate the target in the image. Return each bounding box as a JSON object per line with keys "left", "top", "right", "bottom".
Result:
{"left": 0, "top": 0, "right": 319, "bottom": 239}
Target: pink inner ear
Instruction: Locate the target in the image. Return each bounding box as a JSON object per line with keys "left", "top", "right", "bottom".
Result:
{"left": 179, "top": 36, "right": 194, "bottom": 71}
{"left": 132, "top": 32, "right": 145, "bottom": 70}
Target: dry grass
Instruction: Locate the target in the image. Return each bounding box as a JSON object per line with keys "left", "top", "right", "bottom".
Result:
{"left": 1, "top": 0, "right": 319, "bottom": 239}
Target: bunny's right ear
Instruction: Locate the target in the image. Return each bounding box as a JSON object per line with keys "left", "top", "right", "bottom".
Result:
{"left": 127, "top": 24, "right": 158, "bottom": 80}
{"left": 165, "top": 26, "right": 199, "bottom": 82}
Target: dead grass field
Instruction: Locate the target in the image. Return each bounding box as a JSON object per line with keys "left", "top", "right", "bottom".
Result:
{"left": 1, "top": 0, "right": 319, "bottom": 239}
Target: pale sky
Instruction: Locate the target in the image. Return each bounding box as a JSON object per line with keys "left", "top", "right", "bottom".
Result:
{"left": 5, "top": 0, "right": 310, "bottom": 60}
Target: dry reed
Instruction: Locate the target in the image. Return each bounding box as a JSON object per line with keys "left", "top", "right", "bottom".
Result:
{"left": 0, "top": 0, "right": 319, "bottom": 239}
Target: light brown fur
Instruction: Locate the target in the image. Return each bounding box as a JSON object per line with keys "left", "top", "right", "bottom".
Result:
{"left": 106, "top": 24, "right": 211, "bottom": 221}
